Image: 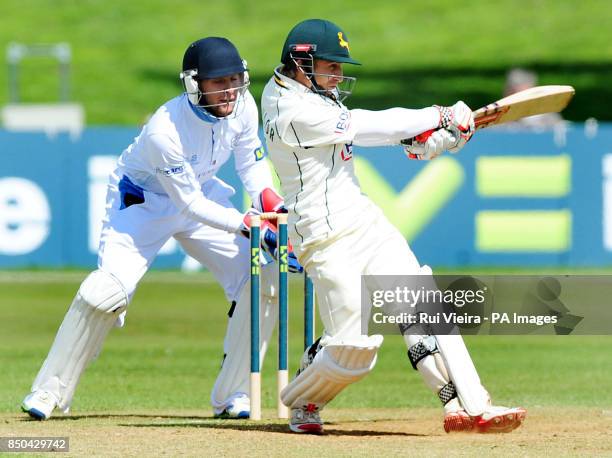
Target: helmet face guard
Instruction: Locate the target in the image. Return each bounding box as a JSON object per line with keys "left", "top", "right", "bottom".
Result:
{"left": 180, "top": 68, "right": 250, "bottom": 119}
{"left": 288, "top": 44, "right": 356, "bottom": 103}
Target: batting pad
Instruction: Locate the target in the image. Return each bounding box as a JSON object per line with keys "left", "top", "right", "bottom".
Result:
{"left": 281, "top": 335, "right": 383, "bottom": 409}
{"left": 404, "top": 334, "right": 451, "bottom": 393}
{"left": 210, "top": 263, "right": 278, "bottom": 409}
{"left": 211, "top": 263, "right": 278, "bottom": 409}
{"left": 436, "top": 335, "right": 490, "bottom": 416}
{"left": 31, "top": 270, "right": 128, "bottom": 411}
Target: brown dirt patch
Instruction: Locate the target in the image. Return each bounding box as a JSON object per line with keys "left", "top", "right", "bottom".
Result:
{"left": 1, "top": 407, "right": 611, "bottom": 457}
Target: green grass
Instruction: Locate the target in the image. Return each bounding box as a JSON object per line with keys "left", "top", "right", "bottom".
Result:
{"left": 0, "top": 0, "right": 610, "bottom": 123}
{"left": 1, "top": 271, "right": 611, "bottom": 415}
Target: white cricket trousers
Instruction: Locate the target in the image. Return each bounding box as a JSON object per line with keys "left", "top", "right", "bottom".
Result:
{"left": 31, "top": 170, "right": 276, "bottom": 411}
{"left": 298, "top": 202, "right": 423, "bottom": 343}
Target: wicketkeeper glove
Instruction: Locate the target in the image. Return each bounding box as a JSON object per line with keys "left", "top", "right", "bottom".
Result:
{"left": 261, "top": 227, "right": 303, "bottom": 273}
{"left": 237, "top": 208, "right": 261, "bottom": 239}
{"left": 256, "top": 187, "right": 287, "bottom": 214}
{"left": 237, "top": 209, "right": 304, "bottom": 274}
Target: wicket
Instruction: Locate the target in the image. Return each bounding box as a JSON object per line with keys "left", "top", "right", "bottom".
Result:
{"left": 249, "top": 212, "right": 315, "bottom": 420}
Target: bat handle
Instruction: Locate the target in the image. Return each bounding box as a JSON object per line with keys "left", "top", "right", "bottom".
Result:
{"left": 401, "top": 129, "right": 436, "bottom": 160}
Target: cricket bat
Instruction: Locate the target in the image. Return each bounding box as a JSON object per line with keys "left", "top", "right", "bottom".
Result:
{"left": 403, "top": 85, "right": 575, "bottom": 158}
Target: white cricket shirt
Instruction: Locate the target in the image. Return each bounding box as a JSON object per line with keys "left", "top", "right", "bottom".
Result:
{"left": 117, "top": 91, "right": 272, "bottom": 232}
{"left": 261, "top": 68, "right": 440, "bottom": 252}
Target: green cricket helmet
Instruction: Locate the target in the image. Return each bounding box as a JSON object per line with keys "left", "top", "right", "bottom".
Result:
{"left": 281, "top": 19, "right": 360, "bottom": 65}
{"left": 280, "top": 19, "right": 359, "bottom": 102}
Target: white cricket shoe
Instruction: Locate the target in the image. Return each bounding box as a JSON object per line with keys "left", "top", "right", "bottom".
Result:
{"left": 213, "top": 392, "right": 250, "bottom": 419}
{"left": 444, "top": 403, "right": 526, "bottom": 433}
{"left": 21, "top": 390, "right": 58, "bottom": 420}
{"left": 289, "top": 404, "right": 323, "bottom": 434}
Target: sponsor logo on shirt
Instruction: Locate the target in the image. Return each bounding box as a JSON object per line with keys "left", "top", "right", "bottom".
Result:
{"left": 335, "top": 110, "right": 350, "bottom": 134}
{"left": 155, "top": 165, "right": 185, "bottom": 176}
{"left": 254, "top": 146, "right": 266, "bottom": 161}
{"left": 340, "top": 143, "right": 353, "bottom": 161}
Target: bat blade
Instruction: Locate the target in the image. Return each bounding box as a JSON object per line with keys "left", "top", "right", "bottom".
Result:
{"left": 474, "top": 85, "right": 575, "bottom": 129}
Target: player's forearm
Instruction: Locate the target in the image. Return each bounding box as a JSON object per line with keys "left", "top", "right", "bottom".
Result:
{"left": 236, "top": 159, "right": 274, "bottom": 205}
{"left": 351, "top": 107, "right": 439, "bottom": 146}
{"left": 182, "top": 195, "right": 244, "bottom": 233}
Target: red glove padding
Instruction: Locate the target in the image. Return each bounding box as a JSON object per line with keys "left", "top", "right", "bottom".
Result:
{"left": 256, "top": 188, "right": 288, "bottom": 244}
{"left": 240, "top": 200, "right": 293, "bottom": 254}
{"left": 257, "top": 188, "right": 286, "bottom": 215}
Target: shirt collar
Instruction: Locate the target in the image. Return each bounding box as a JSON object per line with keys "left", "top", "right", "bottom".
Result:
{"left": 184, "top": 94, "right": 221, "bottom": 124}
{"left": 273, "top": 66, "right": 313, "bottom": 94}
{"left": 272, "top": 66, "right": 344, "bottom": 108}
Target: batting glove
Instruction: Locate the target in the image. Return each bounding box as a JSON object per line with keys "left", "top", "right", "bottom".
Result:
{"left": 403, "top": 129, "right": 457, "bottom": 160}
{"left": 442, "top": 101, "right": 475, "bottom": 154}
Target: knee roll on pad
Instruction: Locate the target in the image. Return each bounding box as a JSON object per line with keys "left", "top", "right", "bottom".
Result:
{"left": 280, "top": 335, "right": 383, "bottom": 409}
{"left": 78, "top": 270, "right": 128, "bottom": 314}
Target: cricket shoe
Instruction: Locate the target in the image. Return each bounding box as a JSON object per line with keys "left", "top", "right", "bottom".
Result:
{"left": 21, "top": 390, "right": 58, "bottom": 420}
{"left": 213, "top": 393, "right": 250, "bottom": 419}
{"left": 444, "top": 405, "right": 526, "bottom": 433}
{"left": 473, "top": 406, "right": 527, "bottom": 433}
{"left": 289, "top": 404, "right": 323, "bottom": 434}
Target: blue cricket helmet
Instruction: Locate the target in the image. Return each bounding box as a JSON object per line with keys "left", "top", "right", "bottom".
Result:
{"left": 182, "top": 37, "right": 246, "bottom": 79}
{"left": 180, "top": 37, "right": 249, "bottom": 120}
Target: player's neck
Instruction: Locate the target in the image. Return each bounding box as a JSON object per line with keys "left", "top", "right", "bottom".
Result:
{"left": 293, "top": 71, "right": 312, "bottom": 90}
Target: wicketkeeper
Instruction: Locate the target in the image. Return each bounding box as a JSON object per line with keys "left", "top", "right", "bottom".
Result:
{"left": 261, "top": 18, "right": 527, "bottom": 434}
{"left": 21, "top": 37, "right": 300, "bottom": 420}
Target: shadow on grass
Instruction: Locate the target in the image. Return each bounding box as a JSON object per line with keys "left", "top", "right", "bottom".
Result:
{"left": 17, "top": 412, "right": 427, "bottom": 436}
{"left": 23, "top": 413, "right": 213, "bottom": 421}
{"left": 141, "top": 60, "right": 612, "bottom": 121}
{"left": 16, "top": 413, "right": 427, "bottom": 437}
{"left": 122, "top": 421, "right": 425, "bottom": 437}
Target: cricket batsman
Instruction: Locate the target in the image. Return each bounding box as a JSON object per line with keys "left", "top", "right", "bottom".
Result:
{"left": 21, "top": 37, "right": 299, "bottom": 420}
{"left": 260, "top": 19, "right": 527, "bottom": 434}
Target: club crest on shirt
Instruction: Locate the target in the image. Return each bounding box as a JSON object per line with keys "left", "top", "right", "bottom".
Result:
{"left": 340, "top": 143, "right": 353, "bottom": 161}
{"left": 253, "top": 146, "right": 266, "bottom": 161}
